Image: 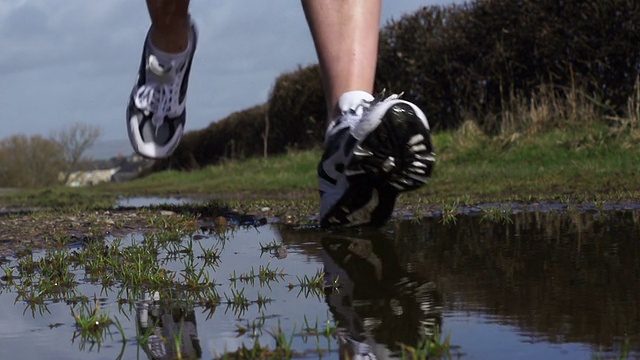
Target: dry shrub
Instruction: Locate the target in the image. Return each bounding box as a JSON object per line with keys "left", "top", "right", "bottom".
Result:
{"left": 453, "top": 119, "right": 488, "bottom": 150}
{"left": 52, "top": 122, "right": 102, "bottom": 183}
{"left": 0, "top": 135, "right": 65, "bottom": 188}
{"left": 607, "top": 76, "right": 640, "bottom": 148}
{"left": 498, "top": 82, "right": 602, "bottom": 137}
{"left": 628, "top": 76, "right": 640, "bottom": 126}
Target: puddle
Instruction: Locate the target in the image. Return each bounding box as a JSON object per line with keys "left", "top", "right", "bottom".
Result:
{"left": 116, "top": 196, "right": 202, "bottom": 208}
{"left": 0, "top": 209, "right": 639, "bottom": 359}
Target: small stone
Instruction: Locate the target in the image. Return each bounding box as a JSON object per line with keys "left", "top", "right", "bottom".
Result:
{"left": 160, "top": 210, "right": 175, "bottom": 216}
{"left": 215, "top": 216, "right": 227, "bottom": 227}
{"left": 276, "top": 247, "right": 288, "bottom": 259}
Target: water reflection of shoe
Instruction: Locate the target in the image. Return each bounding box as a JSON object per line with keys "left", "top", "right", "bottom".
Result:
{"left": 126, "top": 20, "right": 198, "bottom": 159}
{"left": 336, "top": 332, "right": 378, "bottom": 360}
{"left": 136, "top": 292, "right": 202, "bottom": 360}
{"left": 318, "top": 91, "right": 435, "bottom": 228}
{"left": 322, "top": 233, "right": 441, "bottom": 356}
{"left": 146, "top": 334, "right": 167, "bottom": 359}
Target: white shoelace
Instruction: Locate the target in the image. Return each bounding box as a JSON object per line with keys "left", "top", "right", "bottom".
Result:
{"left": 133, "top": 55, "right": 182, "bottom": 129}
{"left": 134, "top": 84, "right": 174, "bottom": 128}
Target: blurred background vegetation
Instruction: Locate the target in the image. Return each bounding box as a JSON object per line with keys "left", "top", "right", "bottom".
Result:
{"left": 0, "top": 123, "right": 101, "bottom": 188}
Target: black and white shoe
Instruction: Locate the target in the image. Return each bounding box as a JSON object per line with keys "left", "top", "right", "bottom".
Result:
{"left": 318, "top": 91, "right": 435, "bottom": 228}
{"left": 126, "top": 21, "right": 198, "bottom": 159}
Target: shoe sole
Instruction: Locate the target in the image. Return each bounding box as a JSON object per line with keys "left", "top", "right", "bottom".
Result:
{"left": 347, "top": 101, "right": 435, "bottom": 191}
{"left": 320, "top": 101, "right": 435, "bottom": 228}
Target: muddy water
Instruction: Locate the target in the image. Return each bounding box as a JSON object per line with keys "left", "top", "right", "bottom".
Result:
{"left": 0, "top": 208, "right": 638, "bottom": 359}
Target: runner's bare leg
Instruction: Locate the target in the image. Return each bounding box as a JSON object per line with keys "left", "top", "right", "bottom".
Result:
{"left": 146, "top": 0, "right": 191, "bottom": 53}
{"left": 301, "top": 0, "right": 382, "bottom": 125}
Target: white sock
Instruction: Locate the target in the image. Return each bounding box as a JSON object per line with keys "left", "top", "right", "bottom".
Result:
{"left": 147, "top": 30, "right": 192, "bottom": 66}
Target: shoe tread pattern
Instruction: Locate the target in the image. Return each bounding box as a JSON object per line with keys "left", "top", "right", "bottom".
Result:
{"left": 347, "top": 103, "right": 435, "bottom": 192}
{"left": 320, "top": 102, "right": 435, "bottom": 228}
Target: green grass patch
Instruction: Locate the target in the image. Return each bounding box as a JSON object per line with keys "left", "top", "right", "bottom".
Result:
{"left": 0, "top": 187, "right": 116, "bottom": 210}
{"left": 422, "top": 126, "right": 640, "bottom": 203}
{"left": 100, "top": 150, "right": 320, "bottom": 197}
{"left": 2, "top": 123, "right": 640, "bottom": 211}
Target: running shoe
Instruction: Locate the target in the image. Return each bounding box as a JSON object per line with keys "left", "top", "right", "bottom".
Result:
{"left": 126, "top": 21, "right": 198, "bottom": 159}
{"left": 318, "top": 90, "right": 435, "bottom": 227}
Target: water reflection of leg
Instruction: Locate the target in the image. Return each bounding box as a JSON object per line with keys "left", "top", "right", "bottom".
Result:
{"left": 323, "top": 244, "right": 379, "bottom": 359}
{"left": 322, "top": 232, "right": 442, "bottom": 358}
{"left": 136, "top": 291, "right": 202, "bottom": 360}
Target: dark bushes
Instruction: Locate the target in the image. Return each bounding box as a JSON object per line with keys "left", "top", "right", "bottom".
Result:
{"left": 267, "top": 65, "right": 325, "bottom": 153}
{"left": 155, "top": 104, "right": 268, "bottom": 171}
{"left": 377, "top": 0, "right": 640, "bottom": 132}
{"left": 155, "top": 66, "right": 325, "bottom": 171}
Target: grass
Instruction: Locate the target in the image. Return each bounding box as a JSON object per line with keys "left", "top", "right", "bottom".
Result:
{"left": 103, "top": 150, "right": 319, "bottom": 198}
{"left": 592, "top": 338, "right": 631, "bottom": 360}
{"left": 3, "top": 116, "right": 640, "bottom": 217}
{"left": 0, "top": 187, "right": 116, "bottom": 209}
{"left": 399, "top": 329, "right": 453, "bottom": 359}
{"left": 480, "top": 205, "right": 514, "bottom": 224}
{"left": 428, "top": 126, "right": 640, "bottom": 202}
{"left": 70, "top": 297, "right": 113, "bottom": 334}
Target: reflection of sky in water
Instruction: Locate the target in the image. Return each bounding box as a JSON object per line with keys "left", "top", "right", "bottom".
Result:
{"left": 0, "top": 225, "right": 333, "bottom": 359}
{"left": 1, "top": 210, "right": 639, "bottom": 359}
{"left": 116, "top": 196, "right": 201, "bottom": 208}
{"left": 443, "top": 312, "right": 591, "bottom": 360}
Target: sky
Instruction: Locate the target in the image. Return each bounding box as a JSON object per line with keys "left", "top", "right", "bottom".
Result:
{"left": 1, "top": 0, "right": 461, "bottom": 144}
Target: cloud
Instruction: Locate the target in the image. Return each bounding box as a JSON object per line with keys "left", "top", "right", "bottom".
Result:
{"left": 0, "top": 1, "right": 145, "bottom": 75}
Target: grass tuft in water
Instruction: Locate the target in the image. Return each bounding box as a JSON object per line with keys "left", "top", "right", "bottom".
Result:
{"left": 480, "top": 205, "right": 514, "bottom": 224}
{"left": 440, "top": 202, "right": 458, "bottom": 226}
{"left": 399, "top": 329, "right": 452, "bottom": 359}
{"left": 70, "top": 296, "right": 114, "bottom": 348}
{"left": 289, "top": 269, "right": 325, "bottom": 298}
{"left": 592, "top": 337, "right": 631, "bottom": 360}
{"left": 0, "top": 265, "right": 16, "bottom": 285}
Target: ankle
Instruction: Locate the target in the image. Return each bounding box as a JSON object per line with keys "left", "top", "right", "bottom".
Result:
{"left": 150, "top": 22, "right": 190, "bottom": 53}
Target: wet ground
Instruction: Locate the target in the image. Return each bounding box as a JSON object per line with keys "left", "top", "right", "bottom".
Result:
{"left": 0, "top": 200, "right": 639, "bottom": 359}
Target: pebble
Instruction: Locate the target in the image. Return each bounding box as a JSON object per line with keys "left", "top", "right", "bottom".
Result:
{"left": 215, "top": 216, "right": 227, "bottom": 227}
